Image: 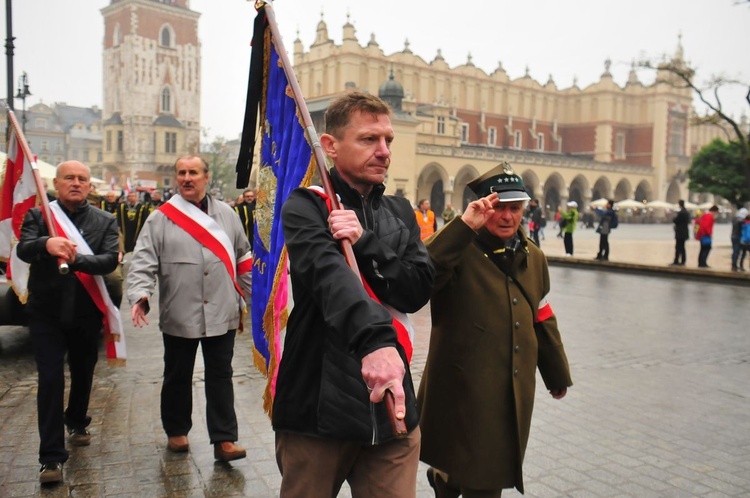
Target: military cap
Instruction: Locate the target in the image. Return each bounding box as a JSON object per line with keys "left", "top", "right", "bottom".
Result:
{"left": 467, "top": 162, "right": 531, "bottom": 202}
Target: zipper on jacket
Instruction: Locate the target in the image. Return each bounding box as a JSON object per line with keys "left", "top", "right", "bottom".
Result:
{"left": 359, "top": 194, "right": 374, "bottom": 231}
{"left": 370, "top": 401, "right": 378, "bottom": 445}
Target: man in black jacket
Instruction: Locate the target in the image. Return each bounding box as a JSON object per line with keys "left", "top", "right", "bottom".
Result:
{"left": 273, "top": 92, "right": 435, "bottom": 497}
{"left": 671, "top": 199, "right": 691, "bottom": 266}
{"left": 233, "top": 188, "right": 255, "bottom": 246}
{"left": 18, "top": 161, "right": 119, "bottom": 484}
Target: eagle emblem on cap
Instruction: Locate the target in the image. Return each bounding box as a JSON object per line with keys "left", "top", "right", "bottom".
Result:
{"left": 502, "top": 161, "right": 515, "bottom": 175}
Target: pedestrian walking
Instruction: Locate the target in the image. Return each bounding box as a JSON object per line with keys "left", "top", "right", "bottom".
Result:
{"left": 731, "top": 207, "right": 749, "bottom": 271}
{"left": 273, "top": 92, "right": 435, "bottom": 497}
{"left": 594, "top": 200, "right": 617, "bottom": 261}
{"left": 127, "top": 155, "right": 252, "bottom": 462}
{"left": 696, "top": 205, "right": 719, "bottom": 268}
{"left": 418, "top": 162, "right": 572, "bottom": 497}
{"left": 739, "top": 211, "right": 750, "bottom": 271}
{"left": 18, "top": 161, "right": 121, "bottom": 484}
{"left": 670, "top": 200, "right": 691, "bottom": 266}
{"left": 416, "top": 198, "right": 437, "bottom": 240}
{"left": 527, "top": 198, "right": 542, "bottom": 247}
{"left": 561, "top": 201, "right": 578, "bottom": 256}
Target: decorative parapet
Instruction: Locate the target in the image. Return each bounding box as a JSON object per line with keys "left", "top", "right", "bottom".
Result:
{"left": 416, "top": 143, "right": 654, "bottom": 175}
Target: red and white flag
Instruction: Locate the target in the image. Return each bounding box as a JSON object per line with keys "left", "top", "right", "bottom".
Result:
{"left": 125, "top": 177, "right": 133, "bottom": 195}
{"left": 0, "top": 127, "right": 38, "bottom": 302}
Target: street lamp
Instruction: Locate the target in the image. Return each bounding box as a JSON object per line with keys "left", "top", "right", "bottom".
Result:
{"left": 15, "top": 71, "right": 31, "bottom": 133}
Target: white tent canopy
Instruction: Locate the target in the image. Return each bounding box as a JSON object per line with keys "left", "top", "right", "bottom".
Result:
{"left": 645, "top": 200, "right": 677, "bottom": 210}
{"left": 614, "top": 199, "right": 647, "bottom": 210}
{"left": 0, "top": 152, "right": 104, "bottom": 185}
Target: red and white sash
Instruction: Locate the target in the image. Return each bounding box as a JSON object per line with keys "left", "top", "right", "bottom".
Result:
{"left": 158, "top": 195, "right": 252, "bottom": 303}
{"left": 308, "top": 186, "right": 414, "bottom": 363}
{"left": 49, "top": 202, "right": 126, "bottom": 365}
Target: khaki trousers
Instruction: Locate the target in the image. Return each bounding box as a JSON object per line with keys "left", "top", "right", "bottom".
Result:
{"left": 276, "top": 427, "right": 420, "bottom": 498}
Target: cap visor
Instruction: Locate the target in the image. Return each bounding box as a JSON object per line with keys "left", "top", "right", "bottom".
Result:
{"left": 496, "top": 191, "right": 531, "bottom": 202}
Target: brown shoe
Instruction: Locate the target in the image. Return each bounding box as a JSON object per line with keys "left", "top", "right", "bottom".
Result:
{"left": 214, "top": 441, "right": 246, "bottom": 462}
{"left": 167, "top": 435, "right": 189, "bottom": 453}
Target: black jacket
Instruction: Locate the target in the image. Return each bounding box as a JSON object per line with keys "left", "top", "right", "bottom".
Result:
{"left": 673, "top": 208, "right": 691, "bottom": 240}
{"left": 272, "top": 168, "right": 435, "bottom": 444}
{"left": 17, "top": 201, "right": 119, "bottom": 323}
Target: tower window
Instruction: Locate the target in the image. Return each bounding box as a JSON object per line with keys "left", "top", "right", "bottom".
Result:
{"left": 160, "top": 26, "right": 173, "bottom": 48}
{"left": 488, "top": 126, "right": 497, "bottom": 146}
{"left": 161, "top": 87, "right": 172, "bottom": 113}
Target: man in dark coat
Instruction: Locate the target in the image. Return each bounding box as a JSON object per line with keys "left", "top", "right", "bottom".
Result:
{"left": 418, "top": 162, "right": 572, "bottom": 496}
{"left": 671, "top": 199, "right": 691, "bottom": 266}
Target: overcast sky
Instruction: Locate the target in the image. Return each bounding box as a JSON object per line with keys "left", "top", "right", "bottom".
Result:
{"left": 1, "top": 0, "right": 748, "bottom": 141}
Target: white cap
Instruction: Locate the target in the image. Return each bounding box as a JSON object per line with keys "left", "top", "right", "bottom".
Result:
{"left": 738, "top": 207, "right": 749, "bottom": 219}
{"left": 567, "top": 201, "right": 578, "bottom": 208}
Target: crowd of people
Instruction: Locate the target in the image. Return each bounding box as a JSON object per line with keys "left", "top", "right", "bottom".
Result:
{"left": 18, "top": 90, "right": 748, "bottom": 496}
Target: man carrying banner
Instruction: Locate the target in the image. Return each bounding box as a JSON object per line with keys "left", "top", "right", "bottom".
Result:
{"left": 273, "top": 92, "right": 435, "bottom": 497}
{"left": 127, "top": 155, "right": 252, "bottom": 462}
{"left": 17, "top": 160, "right": 120, "bottom": 484}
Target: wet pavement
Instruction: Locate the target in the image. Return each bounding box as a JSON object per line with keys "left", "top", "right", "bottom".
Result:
{"left": 1, "top": 223, "right": 749, "bottom": 497}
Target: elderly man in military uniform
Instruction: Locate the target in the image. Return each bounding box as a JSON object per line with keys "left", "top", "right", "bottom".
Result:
{"left": 418, "top": 162, "right": 572, "bottom": 497}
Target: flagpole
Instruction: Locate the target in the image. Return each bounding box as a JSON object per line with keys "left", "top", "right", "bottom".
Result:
{"left": 255, "top": 0, "right": 407, "bottom": 436}
{"left": 5, "top": 108, "right": 69, "bottom": 274}
{"left": 257, "top": 0, "right": 360, "bottom": 276}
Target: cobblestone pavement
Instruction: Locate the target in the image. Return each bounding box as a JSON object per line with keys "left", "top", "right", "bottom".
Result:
{"left": 1, "top": 225, "right": 749, "bottom": 497}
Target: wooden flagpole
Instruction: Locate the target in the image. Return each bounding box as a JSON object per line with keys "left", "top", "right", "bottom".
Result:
{"left": 6, "top": 108, "right": 69, "bottom": 274}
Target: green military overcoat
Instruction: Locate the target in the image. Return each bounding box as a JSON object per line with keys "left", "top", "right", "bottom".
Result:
{"left": 418, "top": 218, "right": 573, "bottom": 493}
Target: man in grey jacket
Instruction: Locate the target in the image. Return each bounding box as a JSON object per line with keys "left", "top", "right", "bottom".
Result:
{"left": 127, "top": 155, "right": 252, "bottom": 462}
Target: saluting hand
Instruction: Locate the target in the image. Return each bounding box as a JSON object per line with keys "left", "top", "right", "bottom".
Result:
{"left": 461, "top": 193, "right": 499, "bottom": 231}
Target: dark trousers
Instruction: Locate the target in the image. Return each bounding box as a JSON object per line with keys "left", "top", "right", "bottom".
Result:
{"left": 530, "top": 229, "right": 540, "bottom": 247}
{"left": 597, "top": 234, "right": 610, "bottom": 260}
{"left": 30, "top": 316, "right": 101, "bottom": 464}
{"left": 674, "top": 238, "right": 687, "bottom": 265}
{"left": 161, "top": 331, "right": 238, "bottom": 443}
{"left": 731, "top": 240, "right": 741, "bottom": 268}
{"left": 698, "top": 242, "right": 712, "bottom": 267}
{"left": 563, "top": 232, "right": 574, "bottom": 255}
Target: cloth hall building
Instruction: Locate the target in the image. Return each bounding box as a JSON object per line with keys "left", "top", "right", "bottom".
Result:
{"left": 294, "top": 16, "right": 727, "bottom": 215}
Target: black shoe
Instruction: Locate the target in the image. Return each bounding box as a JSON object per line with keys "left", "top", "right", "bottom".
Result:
{"left": 39, "top": 462, "right": 63, "bottom": 484}
{"left": 698, "top": 264, "right": 710, "bottom": 268}
{"left": 594, "top": 255, "right": 601, "bottom": 260}
{"left": 68, "top": 427, "right": 91, "bottom": 446}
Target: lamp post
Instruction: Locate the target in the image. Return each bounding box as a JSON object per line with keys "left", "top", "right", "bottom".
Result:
{"left": 15, "top": 71, "right": 31, "bottom": 133}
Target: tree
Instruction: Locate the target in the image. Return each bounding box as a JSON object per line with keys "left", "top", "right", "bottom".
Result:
{"left": 201, "top": 134, "right": 242, "bottom": 201}
{"left": 639, "top": 40, "right": 750, "bottom": 207}
{"left": 689, "top": 138, "right": 750, "bottom": 206}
